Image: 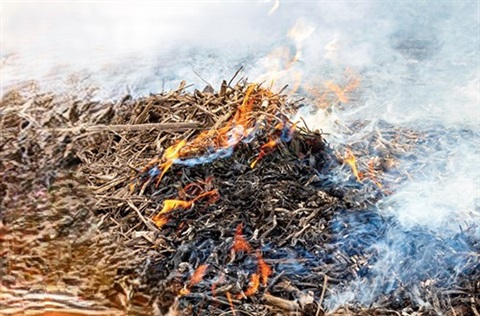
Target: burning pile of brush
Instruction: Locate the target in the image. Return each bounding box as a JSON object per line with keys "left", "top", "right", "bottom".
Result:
{"left": 120, "top": 81, "right": 342, "bottom": 315}
{"left": 1, "top": 79, "right": 478, "bottom": 316}
{"left": 130, "top": 83, "right": 297, "bottom": 225}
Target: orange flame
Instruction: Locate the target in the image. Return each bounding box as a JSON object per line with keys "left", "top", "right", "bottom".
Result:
{"left": 136, "top": 81, "right": 297, "bottom": 190}
{"left": 325, "top": 82, "right": 349, "bottom": 103}
{"left": 238, "top": 273, "right": 260, "bottom": 298}
{"left": 152, "top": 215, "right": 169, "bottom": 229}
{"left": 303, "top": 69, "right": 361, "bottom": 110}
{"left": 344, "top": 148, "right": 361, "bottom": 183}
{"left": 324, "top": 69, "right": 360, "bottom": 104}
{"left": 156, "top": 140, "right": 187, "bottom": 185}
{"left": 260, "top": 139, "right": 278, "bottom": 151}
{"left": 251, "top": 139, "right": 278, "bottom": 168}
{"left": 186, "top": 83, "right": 257, "bottom": 155}
{"left": 178, "top": 264, "right": 209, "bottom": 297}
{"left": 232, "top": 224, "right": 252, "bottom": 253}
{"left": 152, "top": 189, "right": 219, "bottom": 228}
{"left": 251, "top": 121, "right": 296, "bottom": 168}
{"left": 256, "top": 250, "right": 272, "bottom": 286}
{"left": 255, "top": 18, "right": 315, "bottom": 94}
{"left": 325, "top": 77, "right": 360, "bottom": 104}
{"left": 160, "top": 199, "right": 193, "bottom": 215}
{"left": 142, "top": 84, "right": 265, "bottom": 185}
{"left": 189, "top": 264, "right": 208, "bottom": 287}
{"left": 289, "top": 71, "right": 303, "bottom": 95}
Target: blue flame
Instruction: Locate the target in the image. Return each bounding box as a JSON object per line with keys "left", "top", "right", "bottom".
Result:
{"left": 148, "top": 166, "right": 160, "bottom": 177}
{"left": 174, "top": 147, "right": 234, "bottom": 167}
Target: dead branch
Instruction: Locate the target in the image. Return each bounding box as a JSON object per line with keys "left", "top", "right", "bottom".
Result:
{"left": 263, "top": 293, "right": 300, "bottom": 311}
{"left": 52, "top": 122, "right": 200, "bottom": 133}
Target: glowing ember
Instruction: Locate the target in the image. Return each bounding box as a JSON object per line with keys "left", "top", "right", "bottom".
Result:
{"left": 193, "top": 189, "right": 220, "bottom": 204}
{"left": 232, "top": 224, "right": 252, "bottom": 253}
{"left": 256, "top": 250, "right": 272, "bottom": 286}
{"left": 178, "top": 264, "right": 209, "bottom": 297}
{"left": 180, "top": 176, "right": 214, "bottom": 199}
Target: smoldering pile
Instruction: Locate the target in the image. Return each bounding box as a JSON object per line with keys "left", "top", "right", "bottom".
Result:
{"left": 0, "top": 80, "right": 478, "bottom": 316}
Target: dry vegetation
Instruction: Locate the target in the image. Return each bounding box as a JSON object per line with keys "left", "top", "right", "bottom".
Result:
{"left": 1, "top": 80, "right": 478, "bottom": 315}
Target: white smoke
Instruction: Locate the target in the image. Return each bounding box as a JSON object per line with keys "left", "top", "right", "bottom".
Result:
{"left": 2, "top": 0, "right": 479, "bottom": 311}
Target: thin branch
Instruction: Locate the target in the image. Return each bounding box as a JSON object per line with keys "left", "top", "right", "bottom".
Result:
{"left": 51, "top": 122, "right": 200, "bottom": 133}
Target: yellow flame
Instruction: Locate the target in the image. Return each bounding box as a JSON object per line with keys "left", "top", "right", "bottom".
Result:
{"left": 152, "top": 215, "right": 169, "bottom": 229}
{"left": 159, "top": 199, "right": 193, "bottom": 215}
{"left": 155, "top": 139, "right": 187, "bottom": 185}
{"left": 344, "top": 148, "right": 361, "bottom": 183}
{"left": 152, "top": 189, "right": 219, "bottom": 228}
{"left": 152, "top": 199, "right": 192, "bottom": 228}
{"left": 178, "top": 288, "right": 190, "bottom": 296}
